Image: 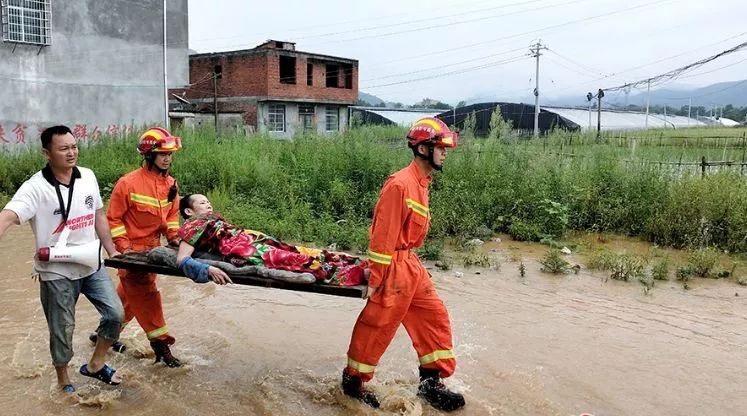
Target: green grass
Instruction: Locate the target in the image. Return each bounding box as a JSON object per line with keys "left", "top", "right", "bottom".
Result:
{"left": 3, "top": 126, "right": 747, "bottom": 254}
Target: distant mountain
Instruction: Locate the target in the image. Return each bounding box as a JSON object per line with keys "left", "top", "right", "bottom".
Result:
{"left": 620, "top": 80, "right": 747, "bottom": 107}
{"left": 358, "top": 91, "right": 385, "bottom": 106}
{"left": 464, "top": 79, "right": 747, "bottom": 109}
{"left": 543, "top": 79, "right": 747, "bottom": 108}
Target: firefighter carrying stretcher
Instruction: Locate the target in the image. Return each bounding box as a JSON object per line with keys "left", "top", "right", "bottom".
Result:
{"left": 98, "top": 127, "right": 185, "bottom": 367}
{"left": 342, "top": 117, "right": 466, "bottom": 412}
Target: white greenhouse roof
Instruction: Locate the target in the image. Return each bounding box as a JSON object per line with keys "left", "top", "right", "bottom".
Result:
{"left": 543, "top": 106, "right": 707, "bottom": 131}
{"left": 364, "top": 108, "right": 442, "bottom": 126}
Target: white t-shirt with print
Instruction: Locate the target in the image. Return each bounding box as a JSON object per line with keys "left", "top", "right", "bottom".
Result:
{"left": 3, "top": 166, "right": 104, "bottom": 281}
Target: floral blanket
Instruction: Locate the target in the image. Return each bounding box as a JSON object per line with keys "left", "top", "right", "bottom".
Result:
{"left": 178, "top": 213, "right": 366, "bottom": 286}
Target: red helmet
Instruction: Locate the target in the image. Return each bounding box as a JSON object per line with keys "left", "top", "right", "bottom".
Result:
{"left": 407, "top": 117, "right": 458, "bottom": 148}
{"left": 137, "top": 127, "right": 182, "bottom": 155}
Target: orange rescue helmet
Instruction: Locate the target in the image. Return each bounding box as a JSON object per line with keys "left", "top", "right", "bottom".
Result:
{"left": 406, "top": 117, "right": 458, "bottom": 148}
{"left": 137, "top": 127, "right": 182, "bottom": 155}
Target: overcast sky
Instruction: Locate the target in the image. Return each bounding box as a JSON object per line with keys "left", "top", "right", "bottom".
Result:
{"left": 188, "top": 0, "right": 746, "bottom": 106}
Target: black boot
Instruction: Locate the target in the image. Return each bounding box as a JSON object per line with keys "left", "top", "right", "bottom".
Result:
{"left": 341, "top": 369, "right": 380, "bottom": 408}
{"left": 150, "top": 340, "right": 182, "bottom": 368}
{"left": 417, "top": 367, "right": 465, "bottom": 412}
{"left": 89, "top": 333, "right": 127, "bottom": 353}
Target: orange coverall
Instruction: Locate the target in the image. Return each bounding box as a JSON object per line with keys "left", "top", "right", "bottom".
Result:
{"left": 108, "top": 166, "right": 180, "bottom": 344}
{"left": 346, "top": 161, "right": 456, "bottom": 382}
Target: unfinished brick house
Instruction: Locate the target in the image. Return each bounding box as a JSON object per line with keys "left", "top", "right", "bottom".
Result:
{"left": 170, "top": 40, "right": 358, "bottom": 137}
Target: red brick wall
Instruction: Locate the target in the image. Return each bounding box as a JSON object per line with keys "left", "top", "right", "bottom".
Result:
{"left": 180, "top": 54, "right": 269, "bottom": 99}
{"left": 170, "top": 50, "right": 357, "bottom": 128}
{"left": 266, "top": 53, "right": 357, "bottom": 102}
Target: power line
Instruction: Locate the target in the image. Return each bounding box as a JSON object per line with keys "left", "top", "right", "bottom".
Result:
{"left": 544, "top": 31, "right": 747, "bottom": 95}
{"left": 360, "top": 46, "right": 528, "bottom": 82}
{"left": 546, "top": 49, "right": 611, "bottom": 78}
{"left": 362, "top": 55, "right": 530, "bottom": 89}
{"left": 299, "top": 0, "right": 590, "bottom": 43}
{"left": 544, "top": 55, "right": 604, "bottom": 79}
{"left": 289, "top": 0, "right": 550, "bottom": 41}
{"left": 188, "top": 0, "right": 505, "bottom": 45}
{"left": 604, "top": 40, "right": 747, "bottom": 92}
{"left": 189, "top": 0, "right": 591, "bottom": 53}
{"left": 675, "top": 55, "right": 747, "bottom": 80}
{"left": 368, "top": 0, "right": 675, "bottom": 67}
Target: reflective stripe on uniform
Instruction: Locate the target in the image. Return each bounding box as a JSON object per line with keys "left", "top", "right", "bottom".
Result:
{"left": 130, "top": 193, "right": 172, "bottom": 209}
{"left": 367, "top": 249, "right": 393, "bottom": 265}
{"left": 111, "top": 225, "right": 127, "bottom": 237}
{"left": 419, "top": 349, "right": 455, "bottom": 365}
{"left": 167, "top": 221, "right": 180, "bottom": 229}
{"left": 347, "top": 357, "right": 376, "bottom": 373}
{"left": 130, "top": 192, "right": 161, "bottom": 208}
{"left": 146, "top": 326, "right": 169, "bottom": 339}
{"left": 405, "top": 198, "right": 428, "bottom": 218}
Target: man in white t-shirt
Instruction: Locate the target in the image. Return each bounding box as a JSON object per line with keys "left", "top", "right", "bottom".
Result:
{"left": 0, "top": 126, "right": 125, "bottom": 393}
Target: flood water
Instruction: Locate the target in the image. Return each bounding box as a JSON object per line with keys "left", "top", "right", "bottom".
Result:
{"left": 0, "top": 226, "right": 745, "bottom": 415}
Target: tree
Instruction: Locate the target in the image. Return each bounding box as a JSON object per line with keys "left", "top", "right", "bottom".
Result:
{"left": 431, "top": 101, "right": 453, "bottom": 110}
{"left": 350, "top": 111, "right": 364, "bottom": 128}
{"left": 462, "top": 111, "right": 477, "bottom": 141}
{"left": 456, "top": 101, "right": 466, "bottom": 108}
{"left": 414, "top": 98, "right": 453, "bottom": 110}
{"left": 488, "top": 105, "right": 512, "bottom": 140}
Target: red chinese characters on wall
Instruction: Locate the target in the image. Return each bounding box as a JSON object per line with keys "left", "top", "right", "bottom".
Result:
{"left": 1, "top": 123, "right": 135, "bottom": 148}
{"left": 12, "top": 124, "right": 27, "bottom": 144}
{"left": 91, "top": 126, "right": 102, "bottom": 142}
{"left": 72, "top": 124, "right": 88, "bottom": 141}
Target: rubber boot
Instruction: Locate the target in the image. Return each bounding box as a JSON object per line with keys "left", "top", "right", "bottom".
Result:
{"left": 89, "top": 333, "right": 127, "bottom": 353}
{"left": 341, "top": 369, "right": 380, "bottom": 408}
{"left": 150, "top": 339, "right": 182, "bottom": 368}
{"left": 417, "top": 367, "right": 465, "bottom": 412}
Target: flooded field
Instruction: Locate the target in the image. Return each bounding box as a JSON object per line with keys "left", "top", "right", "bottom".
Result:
{"left": 0, "top": 226, "right": 745, "bottom": 415}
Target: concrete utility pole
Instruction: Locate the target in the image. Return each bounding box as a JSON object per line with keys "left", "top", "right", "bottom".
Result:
{"left": 644, "top": 79, "right": 651, "bottom": 129}
{"left": 162, "top": 0, "right": 169, "bottom": 129}
{"left": 688, "top": 97, "right": 692, "bottom": 126}
{"left": 530, "top": 40, "right": 548, "bottom": 138}
{"left": 213, "top": 73, "right": 219, "bottom": 134}
{"left": 596, "top": 88, "right": 604, "bottom": 140}
{"left": 587, "top": 93, "right": 593, "bottom": 130}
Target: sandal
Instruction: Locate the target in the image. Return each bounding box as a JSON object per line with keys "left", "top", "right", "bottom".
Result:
{"left": 61, "top": 384, "right": 76, "bottom": 393}
{"left": 79, "top": 363, "right": 121, "bottom": 386}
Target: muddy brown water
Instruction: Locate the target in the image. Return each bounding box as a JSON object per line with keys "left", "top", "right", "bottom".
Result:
{"left": 0, "top": 227, "right": 745, "bottom": 415}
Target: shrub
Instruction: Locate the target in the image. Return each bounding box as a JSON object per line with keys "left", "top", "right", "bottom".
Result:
{"left": 609, "top": 253, "right": 646, "bottom": 282}
{"left": 687, "top": 247, "right": 720, "bottom": 278}
{"left": 540, "top": 249, "right": 570, "bottom": 274}
{"left": 651, "top": 257, "right": 670, "bottom": 280}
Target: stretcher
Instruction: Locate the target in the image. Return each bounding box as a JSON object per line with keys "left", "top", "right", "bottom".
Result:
{"left": 104, "top": 249, "right": 366, "bottom": 299}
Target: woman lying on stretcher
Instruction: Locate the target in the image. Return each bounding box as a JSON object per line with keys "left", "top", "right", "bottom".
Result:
{"left": 175, "top": 194, "right": 369, "bottom": 287}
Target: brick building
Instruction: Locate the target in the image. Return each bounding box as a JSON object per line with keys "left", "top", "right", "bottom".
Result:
{"left": 171, "top": 40, "right": 358, "bottom": 137}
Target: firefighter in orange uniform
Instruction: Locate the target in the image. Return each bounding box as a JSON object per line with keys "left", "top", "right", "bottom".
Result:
{"left": 342, "top": 117, "right": 466, "bottom": 411}
{"left": 107, "top": 127, "right": 183, "bottom": 367}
